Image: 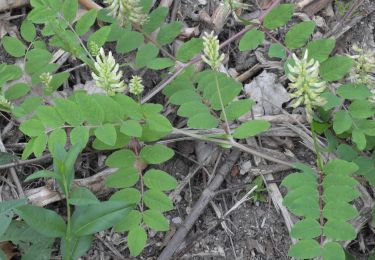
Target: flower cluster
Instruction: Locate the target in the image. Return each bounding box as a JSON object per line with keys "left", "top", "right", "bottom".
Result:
{"left": 348, "top": 44, "right": 375, "bottom": 86}
{"left": 88, "top": 41, "right": 101, "bottom": 57}
{"left": 129, "top": 75, "right": 144, "bottom": 95}
{"left": 287, "top": 50, "right": 326, "bottom": 122}
{"left": 104, "top": 0, "right": 149, "bottom": 25}
{"left": 0, "top": 94, "right": 11, "bottom": 112}
{"left": 202, "top": 31, "right": 225, "bottom": 70}
{"left": 91, "top": 48, "right": 126, "bottom": 96}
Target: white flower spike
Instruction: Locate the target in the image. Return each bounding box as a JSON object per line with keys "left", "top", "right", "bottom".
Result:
{"left": 129, "top": 75, "right": 144, "bottom": 95}
{"left": 287, "top": 50, "right": 326, "bottom": 122}
{"left": 348, "top": 44, "right": 375, "bottom": 86}
{"left": 91, "top": 48, "right": 126, "bottom": 96}
{"left": 202, "top": 31, "right": 225, "bottom": 70}
{"left": 104, "top": 0, "right": 149, "bottom": 25}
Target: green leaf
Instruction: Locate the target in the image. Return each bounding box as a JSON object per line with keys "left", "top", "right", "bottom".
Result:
{"left": 239, "top": 29, "right": 265, "bottom": 51}
{"left": 70, "top": 126, "right": 89, "bottom": 150}
{"left": 146, "top": 114, "right": 172, "bottom": 134}
{"left": 48, "top": 128, "right": 67, "bottom": 157}
{"left": 263, "top": 4, "right": 294, "bottom": 30}
{"left": 143, "top": 7, "right": 169, "bottom": 33}
{"left": 322, "top": 242, "right": 345, "bottom": 260}
{"left": 105, "top": 149, "right": 136, "bottom": 168}
{"left": 63, "top": 0, "right": 78, "bottom": 22}
{"left": 20, "top": 119, "right": 44, "bottom": 137}
{"left": 0, "top": 199, "right": 27, "bottom": 215}
{"left": 93, "top": 131, "right": 130, "bottom": 150}
{"left": 55, "top": 98, "right": 83, "bottom": 126}
{"left": 177, "top": 101, "right": 209, "bottom": 118}
{"left": 113, "top": 210, "right": 142, "bottom": 232}
{"left": 25, "top": 170, "right": 58, "bottom": 182}
{"left": 69, "top": 187, "right": 99, "bottom": 206}
{"left": 188, "top": 113, "right": 219, "bottom": 129}
{"left": 285, "top": 21, "right": 315, "bottom": 49}
{"left": 348, "top": 100, "right": 375, "bottom": 119}
{"left": 21, "top": 20, "right": 36, "bottom": 42}
{"left": 120, "top": 120, "right": 142, "bottom": 137}
{"left": 33, "top": 133, "right": 47, "bottom": 157}
{"left": 176, "top": 38, "right": 204, "bottom": 62}
{"left": 110, "top": 188, "right": 141, "bottom": 204}
{"left": 143, "top": 209, "right": 169, "bottom": 231}
{"left": 48, "top": 72, "right": 70, "bottom": 93}
{"left": 105, "top": 167, "right": 139, "bottom": 188}
{"left": 92, "top": 94, "right": 124, "bottom": 123}
{"left": 233, "top": 120, "right": 270, "bottom": 139}
{"left": 333, "top": 111, "right": 352, "bottom": 134}
{"left": 25, "top": 48, "right": 53, "bottom": 74}
{"left": 71, "top": 201, "right": 133, "bottom": 236}
{"left": 1, "top": 36, "right": 26, "bottom": 57}
{"left": 223, "top": 100, "right": 254, "bottom": 121}
{"left": 75, "top": 92, "right": 105, "bottom": 125}
{"left": 288, "top": 239, "right": 321, "bottom": 259}
{"left": 169, "top": 89, "right": 201, "bottom": 105}
{"left": 307, "top": 38, "right": 336, "bottom": 62}
{"left": 337, "top": 84, "right": 372, "bottom": 100}
{"left": 290, "top": 218, "right": 321, "bottom": 239}
{"left": 4, "top": 83, "right": 30, "bottom": 101}
{"left": 323, "top": 202, "right": 358, "bottom": 221}
{"left": 94, "top": 124, "right": 117, "bottom": 146}
{"left": 0, "top": 211, "right": 13, "bottom": 238}
{"left": 144, "top": 189, "right": 173, "bottom": 212}
{"left": 320, "top": 56, "right": 354, "bottom": 81}
{"left": 140, "top": 144, "right": 174, "bottom": 164}
{"left": 268, "top": 43, "right": 285, "bottom": 59}
{"left": 323, "top": 220, "right": 356, "bottom": 241}
{"left": 147, "top": 58, "right": 174, "bottom": 70}
{"left": 144, "top": 169, "right": 177, "bottom": 191}
{"left": 323, "top": 159, "right": 359, "bottom": 176}
{"left": 36, "top": 106, "right": 64, "bottom": 128}
{"left": 323, "top": 186, "right": 360, "bottom": 202}
{"left": 75, "top": 9, "right": 98, "bottom": 36}
{"left": 281, "top": 172, "right": 317, "bottom": 190}
{"left": 352, "top": 129, "right": 366, "bottom": 150}
{"left": 128, "top": 226, "right": 147, "bottom": 256}
{"left": 157, "top": 21, "right": 183, "bottom": 45}
{"left": 135, "top": 44, "right": 159, "bottom": 68}
{"left": 88, "top": 26, "right": 111, "bottom": 49}
{"left": 14, "top": 205, "right": 66, "bottom": 238}
{"left": 116, "top": 30, "right": 144, "bottom": 54}
{"left": 61, "top": 235, "right": 93, "bottom": 260}
{"left": 22, "top": 139, "right": 35, "bottom": 160}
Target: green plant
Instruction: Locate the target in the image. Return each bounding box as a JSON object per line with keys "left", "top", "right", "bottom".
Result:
{"left": 0, "top": 0, "right": 374, "bottom": 259}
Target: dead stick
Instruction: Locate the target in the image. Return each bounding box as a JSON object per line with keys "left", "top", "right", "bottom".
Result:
{"left": 158, "top": 150, "right": 241, "bottom": 260}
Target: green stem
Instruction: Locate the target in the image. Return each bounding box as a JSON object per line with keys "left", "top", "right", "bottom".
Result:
{"left": 311, "top": 129, "right": 324, "bottom": 170}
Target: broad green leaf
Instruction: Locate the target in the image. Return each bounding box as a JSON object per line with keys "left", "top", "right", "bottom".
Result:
{"left": 63, "top": 0, "right": 78, "bottom": 22}
{"left": 157, "top": 21, "right": 183, "bottom": 45}
{"left": 320, "top": 56, "right": 354, "bottom": 81}
{"left": 188, "top": 113, "right": 219, "bottom": 129}
{"left": 94, "top": 124, "right": 117, "bottom": 146}
{"left": 323, "top": 202, "right": 358, "bottom": 221}
{"left": 105, "top": 149, "right": 136, "bottom": 168}
{"left": 22, "top": 139, "right": 35, "bottom": 160}
{"left": 337, "top": 84, "right": 372, "bottom": 100}
{"left": 144, "top": 189, "right": 173, "bottom": 212}
{"left": 75, "top": 93, "right": 105, "bottom": 125}
{"left": 71, "top": 201, "right": 133, "bottom": 236}
{"left": 1, "top": 36, "right": 26, "bottom": 57}
{"left": 147, "top": 58, "right": 174, "bottom": 70}
{"left": 88, "top": 26, "right": 111, "bottom": 49}
{"left": 75, "top": 9, "right": 98, "bottom": 36}
{"left": 33, "top": 133, "right": 47, "bottom": 157}
{"left": 323, "top": 220, "right": 356, "bottom": 240}
{"left": 128, "top": 226, "right": 147, "bottom": 256}
{"left": 322, "top": 242, "right": 345, "bottom": 260}
{"left": 140, "top": 144, "right": 174, "bottom": 164}
{"left": 61, "top": 235, "right": 93, "bottom": 260}
{"left": 333, "top": 111, "right": 352, "bottom": 134}
{"left": 70, "top": 126, "right": 90, "bottom": 150}
{"left": 146, "top": 114, "right": 172, "bottom": 133}
{"left": 69, "top": 187, "right": 100, "bottom": 206}
{"left": 48, "top": 72, "right": 70, "bottom": 93}
{"left": 25, "top": 170, "right": 58, "bottom": 182}
{"left": 135, "top": 44, "right": 159, "bottom": 68}
{"left": 93, "top": 131, "right": 130, "bottom": 150}
{"left": 0, "top": 211, "right": 13, "bottom": 238}
{"left": 142, "top": 103, "right": 163, "bottom": 115}
{"left": 105, "top": 167, "right": 139, "bottom": 188}
{"left": 25, "top": 48, "right": 53, "bottom": 74}
{"left": 116, "top": 30, "right": 144, "bottom": 54}
{"left": 13, "top": 96, "right": 42, "bottom": 118}
{"left": 169, "top": 89, "right": 201, "bottom": 105}
{"left": 143, "top": 209, "right": 169, "bottom": 231}
{"left": 348, "top": 100, "right": 375, "bottom": 119}
{"left": 55, "top": 98, "right": 83, "bottom": 126}
{"left": 0, "top": 199, "right": 27, "bottom": 215}
{"left": 120, "top": 120, "right": 142, "bottom": 137}
{"left": 143, "top": 7, "right": 169, "bottom": 33}
{"left": 20, "top": 119, "right": 44, "bottom": 137}
{"left": 352, "top": 129, "right": 366, "bottom": 150}
{"left": 307, "top": 38, "right": 336, "bottom": 62}
{"left": 239, "top": 29, "right": 265, "bottom": 51}
{"left": 110, "top": 188, "right": 141, "bottom": 204}
{"left": 336, "top": 144, "right": 358, "bottom": 161}
{"left": 14, "top": 205, "right": 66, "bottom": 238}
{"left": 20, "top": 20, "right": 36, "bottom": 42}
{"left": 284, "top": 195, "right": 320, "bottom": 218}
{"left": 113, "top": 210, "right": 142, "bottom": 232}
{"left": 92, "top": 94, "right": 124, "bottom": 123}
{"left": 285, "top": 21, "right": 315, "bottom": 49}
{"left": 0, "top": 64, "right": 22, "bottom": 85}
{"left": 290, "top": 218, "right": 321, "bottom": 239}
{"left": 4, "top": 83, "right": 30, "bottom": 101}
{"left": 233, "top": 120, "right": 270, "bottom": 139}
{"left": 324, "top": 159, "right": 359, "bottom": 176}
{"left": 177, "top": 101, "right": 209, "bottom": 118}
{"left": 323, "top": 186, "right": 360, "bottom": 202}
{"left": 263, "top": 4, "right": 294, "bottom": 30}
{"left": 268, "top": 43, "right": 285, "bottom": 59}
{"left": 176, "top": 38, "right": 204, "bottom": 62}
{"left": 281, "top": 172, "right": 317, "bottom": 190}
{"left": 48, "top": 128, "right": 67, "bottom": 156}
{"left": 223, "top": 99, "right": 254, "bottom": 121}
{"left": 144, "top": 169, "right": 177, "bottom": 191}
{"left": 36, "top": 106, "right": 64, "bottom": 128}
{"left": 288, "top": 239, "right": 321, "bottom": 259}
